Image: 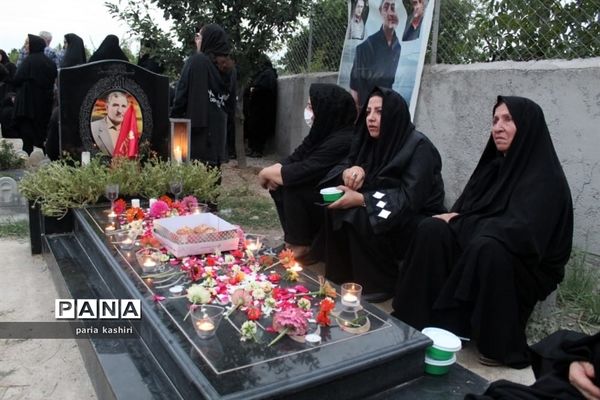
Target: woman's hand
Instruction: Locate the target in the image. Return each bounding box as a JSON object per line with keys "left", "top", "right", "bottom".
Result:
{"left": 433, "top": 212, "right": 459, "bottom": 223}
{"left": 258, "top": 163, "right": 283, "bottom": 191}
{"left": 328, "top": 186, "right": 365, "bottom": 210}
{"left": 342, "top": 166, "right": 366, "bottom": 191}
{"left": 569, "top": 361, "right": 600, "bottom": 400}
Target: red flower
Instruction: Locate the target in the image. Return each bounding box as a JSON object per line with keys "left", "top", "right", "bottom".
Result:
{"left": 231, "top": 249, "right": 244, "bottom": 259}
{"left": 126, "top": 207, "right": 145, "bottom": 222}
{"left": 246, "top": 307, "right": 261, "bottom": 321}
{"left": 205, "top": 256, "right": 217, "bottom": 266}
{"left": 159, "top": 195, "right": 173, "bottom": 207}
{"left": 316, "top": 310, "right": 331, "bottom": 326}
{"left": 316, "top": 297, "right": 335, "bottom": 326}
{"left": 139, "top": 235, "right": 161, "bottom": 248}
{"left": 113, "top": 199, "right": 127, "bottom": 214}
{"left": 267, "top": 272, "right": 281, "bottom": 284}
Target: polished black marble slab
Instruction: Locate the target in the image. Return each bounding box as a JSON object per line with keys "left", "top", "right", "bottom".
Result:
{"left": 65, "top": 205, "right": 433, "bottom": 399}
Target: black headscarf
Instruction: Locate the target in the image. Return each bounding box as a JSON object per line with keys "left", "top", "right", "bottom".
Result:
{"left": 0, "top": 49, "right": 16, "bottom": 80}
{"left": 60, "top": 33, "right": 86, "bottom": 68}
{"left": 88, "top": 35, "right": 128, "bottom": 62}
{"left": 349, "top": 87, "right": 416, "bottom": 186}
{"left": 306, "top": 84, "right": 356, "bottom": 147}
{"left": 450, "top": 96, "right": 573, "bottom": 296}
{"left": 200, "top": 24, "right": 231, "bottom": 56}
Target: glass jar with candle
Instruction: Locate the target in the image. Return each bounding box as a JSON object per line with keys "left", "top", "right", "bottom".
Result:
{"left": 135, "top": 247, "right": 163, "bottom": 273}
{"left": 244, "top": 233, "right": 265, "bottom": 256}
{"left": 191, "top": 305, "right": 225, "bottom": 339}
{"left": 341, "top": 283, "right": 362, "bottom": 308}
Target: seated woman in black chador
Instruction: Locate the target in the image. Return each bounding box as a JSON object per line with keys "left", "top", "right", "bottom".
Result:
{"left": 392, "top": 96, "right": 574, "bottom": 368}
{"left": 315, "top": 87, "right": 445, "bottom": 301}
{"left": 258, "top": 83, "right": 357, "bottom": 260}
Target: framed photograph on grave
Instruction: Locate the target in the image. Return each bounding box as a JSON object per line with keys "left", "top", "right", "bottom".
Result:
{"left": 90, "top": 90, "right": 143, "bottom": 156}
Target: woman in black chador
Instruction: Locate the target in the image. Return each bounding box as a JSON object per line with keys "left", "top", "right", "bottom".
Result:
{"left": 316, "top": 88, "right": 445, "bottom": 301}
{"left": 258, "top": 83, "right": 357, "bottom": 260}
{"left": 392, "top": 96, "right": 574, "bottom": 368}
{"left": 60, "top": 33, "right": 87, "bottom": 68}
{"left": 88, "top": 35, "right": 128, "bottom": 62}
{"left": 12, "top": 34, "right": 57, "bottom": 154}
{"left": 244, "top": 55, "right": 278, "bottom": 157}
{"left": 171, "top": 24, "right": 233, "bottom": 170}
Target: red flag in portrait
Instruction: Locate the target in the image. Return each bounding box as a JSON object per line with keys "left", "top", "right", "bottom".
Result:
{"left": 113, "top": 105, "right": 139, "bottom": 158}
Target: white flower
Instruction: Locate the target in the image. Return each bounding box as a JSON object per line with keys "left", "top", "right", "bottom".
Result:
{"left": 252, "top": 288, "right": 266, "bottom": 300}
{"left": 187, "top": 285, "right": 211, "bottom": 304}
{"left": 297, "top": 298, "right": 311, "bottom": 311}
{"left": 261, "top": 281, "right": 273, "bottom": 293}
{"left": 224, "top": 254, "right": 236, "bottom": 264}
{"left": 240, "top": 320, "right": 257, "bottom": 342}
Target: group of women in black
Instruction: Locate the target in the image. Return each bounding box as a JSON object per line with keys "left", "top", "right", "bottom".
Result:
{"left": 261, "top": 83, "right": 574, "bottom": 370}
{"left": 1, "top": 33, "right": 130, "bottom": 156}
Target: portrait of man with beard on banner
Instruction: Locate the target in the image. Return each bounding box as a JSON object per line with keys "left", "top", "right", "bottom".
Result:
{"left": 338, "top": 0, "right": 435, "bottom": 116}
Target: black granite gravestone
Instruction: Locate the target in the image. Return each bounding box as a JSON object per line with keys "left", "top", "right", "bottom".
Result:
{"left": 58, "top": 60, "right": 170, "bottom": 159}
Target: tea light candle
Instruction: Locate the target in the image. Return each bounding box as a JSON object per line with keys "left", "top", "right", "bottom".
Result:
{"left": 119, "top": 237, "right": 134, "bottom": 250}
{"left": 196, "top": 319, "right": 215, "bottom": 332}
{"left": 342, "top": 293, "right": 358, "bottom": 305}
{"left": 81, "top": 151, "right": 91, "bottom": 166}
{"left": 105, "top": 224, "right": 116, "bottom": 233}
{"left": 108, "top": 211, "right": 117, "bottom": 218}
{"left": 169, "top": 285, "right": 184, "bottom": 296}
{"left": 191, "top": 206, "right": 201, "bottom": 215}
{"left": 143, "top": 258, "right": 156, "bottom": 268}
{"left": 131, "top": 199, "right": 140, "bottom": 208}
{"left": 173, "top": 146, "right": 183, "bottom": 164}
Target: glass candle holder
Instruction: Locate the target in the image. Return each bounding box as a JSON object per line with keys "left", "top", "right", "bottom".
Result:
{"left": 341, "top": 283, "right": 362, "bottom": 308}
{"left": 114, "top": 230, "right": 137, "bottom": 250}
{"left": 191, "top": 305, "right": 225, "bottom": 339}
{"left": 136, "top": 248, "right": 162, "bottom": 273}
{"left": 190, "top": 203, "right": 209, "bottom": 215}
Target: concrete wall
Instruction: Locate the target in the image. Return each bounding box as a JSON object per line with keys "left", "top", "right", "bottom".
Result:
{"left": 275, "top": 58, "right": 600, "bottom": 254}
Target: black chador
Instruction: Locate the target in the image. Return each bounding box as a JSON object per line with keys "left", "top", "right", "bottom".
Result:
{"left": 393, "top": 96, "right": 574, "bottom": 368}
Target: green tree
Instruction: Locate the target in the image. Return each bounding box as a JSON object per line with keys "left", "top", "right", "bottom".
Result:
{"left": 436, "top": 0, "right": 600, "bottom": 63}
{"left": 107, "top": 0, "right": 310, "bottom": 84}
{"left": 281, "top": 0, "right": 347, "bottom": 74}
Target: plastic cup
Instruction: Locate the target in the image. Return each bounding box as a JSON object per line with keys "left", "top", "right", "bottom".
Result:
{"left": 422, "top": 327, "right": 462, "bottom": 361}
{"left": 424, "top": 354, "right": 456, "bottom": 375}
{"left": 320, "top": 187, "right": 343, "bottom": 203}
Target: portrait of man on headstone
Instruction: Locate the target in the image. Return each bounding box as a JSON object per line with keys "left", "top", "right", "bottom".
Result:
{"left": 90, "top": 90, "right": 142, "bottom": 156}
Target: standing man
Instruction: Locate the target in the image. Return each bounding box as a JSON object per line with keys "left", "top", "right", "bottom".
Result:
{"left": 349, "top": 0, "right": 401, "bottom": 108}
{"left": 403, "top": 0, "right": 428, "bottom": 41}
{"left": 91, "top": 91, "right": 129, "bottom": 155}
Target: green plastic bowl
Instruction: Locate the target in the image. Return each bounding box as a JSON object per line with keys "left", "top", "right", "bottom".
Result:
{"left": 426, "top": 345, "right": 454, "bottom": 361}
{"left": 424, "top": 355, "right": 456, "bottom": 376}
{"left": 320, "top": 187, "right": 343, "bottom": 203}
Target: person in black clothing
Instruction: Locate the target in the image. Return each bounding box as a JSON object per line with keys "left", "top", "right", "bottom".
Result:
{"left": 244, "top": 55, "right": 278, "bottom": 157}
{"left": 392, "top": 96, "right": 573, "bottom": 368}
{"left": 258, "top": 83, "right": 357, "bottom": 260}
{"left": 0, "top": 50, "right": 17, "bottom": 84}
{"left": 12, "top": 34, "right": 57, "bottom": 154}
{"left": 402, "top": 0, "right": 428, "bottom": 41}
{"left": 350, "top": 0, "right": 401, "bottom": 108}
{"left": 466, "top": 330, "right": 600, "bottom": 399}
{"left": 315, "top": 87, "right": 445, "bottom": 301}
{"left": 88, "top": 35, "right": 129, "bottom": 62}
{"left": 60, "top": 33, "right": 87, "bottom": 68}
{"left": 171, "top": 24, "right": 234, "bottom": 172}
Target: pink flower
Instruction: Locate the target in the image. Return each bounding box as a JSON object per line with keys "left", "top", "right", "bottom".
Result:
{"left": 149, "top": 200, "right": 170, "bottom": 218}
{"left": 272, "top": 307, "right": 309, "bottom": 337}
{"left": 181, "top": 195, "right": 199, "bottom": 210}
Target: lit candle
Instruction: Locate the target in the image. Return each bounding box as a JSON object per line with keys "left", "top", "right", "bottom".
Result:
{"left": 108, "top": 211, "right": 117, "bottom": 218}
{"left": 131, "top": 199, "right": 140, "bottom": 209}
{"left": 290, "top": 263, "right": 303, "bottom": 272}
{"left": 81, "top": 151, "right": 91, "bottom": 166}
{"left": 169, "top": 285, "right": 184, "bottom": 296}
{"left": 342, "top": 293, "right": 358, "bottom": 305}
{"left": 196, "top": 320, "right": 215, "bottom": 332}
{"left": 191, "top": 206, "right": 201, "bottom": 215}
{"left": 143, "top": 258, "right": 156, "bottom": 268}
{"left": 173, "top": 146, "right": 183, "bottom": 164}
{"left": 105, "top": 224, "right": 116, "bottom": 233}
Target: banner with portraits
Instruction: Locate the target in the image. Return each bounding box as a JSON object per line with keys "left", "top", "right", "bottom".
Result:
{"left": 338, "top": 0, "right": 435, "bottom": 116}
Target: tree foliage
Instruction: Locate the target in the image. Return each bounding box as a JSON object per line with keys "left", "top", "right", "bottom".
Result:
{"left": 106, "top": 0, "right": 310, "bottom": 84}
{"left": 437, "top": 0, "right": 600, "bottom": 63}
{"left": 280, "top": 0, "right": 347, "bottom": 74}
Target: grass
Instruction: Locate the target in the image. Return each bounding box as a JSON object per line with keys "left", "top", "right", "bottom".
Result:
{"left": 527, "top": 249, "right": 600, "bottom": 342}
{"left": 218, "top": 186, "right": 281, "bottom": 231}
{"left": 0, "top": 218, "right": 29, "bottom": 238}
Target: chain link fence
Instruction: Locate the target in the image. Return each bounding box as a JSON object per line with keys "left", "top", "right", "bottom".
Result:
{"left": 279, "top": 0, "right": 600, "bottom": 74}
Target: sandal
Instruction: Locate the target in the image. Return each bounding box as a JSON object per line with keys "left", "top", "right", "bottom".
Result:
{"left": 478, "top": 355, "right": 503, "bottom": 367}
